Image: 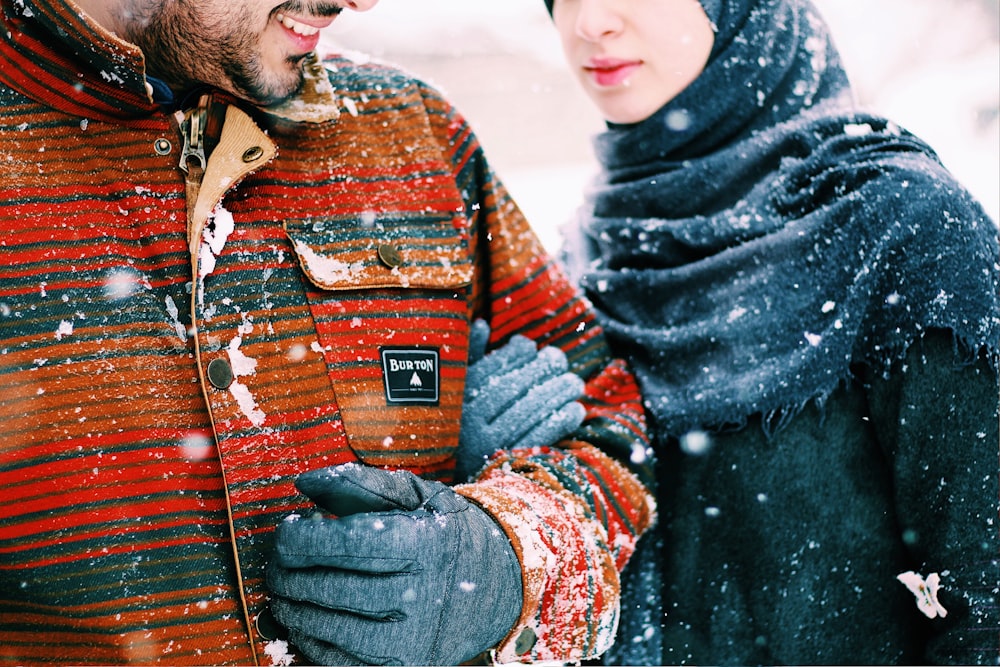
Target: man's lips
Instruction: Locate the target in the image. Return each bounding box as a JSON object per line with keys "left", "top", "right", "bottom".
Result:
{"left": 584, "top": 58, "right": 642, "bottom": 87}
{"left": 275, "top": 12, "right": 334, "bottom": 50}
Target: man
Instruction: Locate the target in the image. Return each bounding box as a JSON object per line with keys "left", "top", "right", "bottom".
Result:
{"left": 0, "top": 0, "right": 656, "bottom": 664}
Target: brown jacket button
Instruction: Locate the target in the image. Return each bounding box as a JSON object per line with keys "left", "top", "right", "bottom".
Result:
{"left": 514, "top": 627, "right": 537, "bottom": 655}
{"left": 377, "top": 243, "right": 404, "bottom": 268}
{"left": 242, "top": 146, "right": 265, "bottom": 163}
{"left": 207, "top": 358, "right": 234, "bottom": 389}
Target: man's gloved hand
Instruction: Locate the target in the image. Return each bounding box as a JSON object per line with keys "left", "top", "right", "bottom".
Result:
{"left": 267, "top": 463, "right": 523, "bottom": 666}
{"left": 456, "top": 319, "right": 587, "bottom": 480}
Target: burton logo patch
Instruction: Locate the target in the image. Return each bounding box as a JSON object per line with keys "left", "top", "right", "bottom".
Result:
{"left": 380, "top": 347, "right": 440, "bottom": 406}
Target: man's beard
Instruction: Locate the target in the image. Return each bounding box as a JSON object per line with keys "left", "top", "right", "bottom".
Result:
{"left": 124, "top": 4, "right": 307, "bottom": 106}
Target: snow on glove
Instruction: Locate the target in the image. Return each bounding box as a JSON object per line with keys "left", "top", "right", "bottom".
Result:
{"left": 456, "top": 319, "right": 586, "bottom": 480}
{"left": 267, "top": 463, "right": 523, "bottom": 666}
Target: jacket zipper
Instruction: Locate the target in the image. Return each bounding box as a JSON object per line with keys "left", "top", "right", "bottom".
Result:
{"left": 180, "top": 93, "right": 209, "bottom": 176}
{"left": 179, "top": 93, "right": 210, "bottom": 227}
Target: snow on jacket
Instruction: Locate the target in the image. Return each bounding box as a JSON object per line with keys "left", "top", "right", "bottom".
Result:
{"left": 0, "top": 1, "right": 656, "bottom": 664}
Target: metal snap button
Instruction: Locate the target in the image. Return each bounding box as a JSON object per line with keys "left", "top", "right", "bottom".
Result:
{"left": 207, "top": 358, "right": 234, "bottom": 390}
{"left": 254, "top": 607, "right": 283, "bottom": 642}
{"left": 377, "top": 243, "right": 404, "bottom": 269}
{"left": 153, "top": 138, "right": 172, "bottom": 155}
{"left": 242, "top": 146, "right": 265, "bottom": 163}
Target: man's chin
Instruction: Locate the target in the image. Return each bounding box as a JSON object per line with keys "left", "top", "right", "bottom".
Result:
{"left": 236, "top": 79, "right": 303, "bottom": 108}
{"left": 229, "top": 61, "right": 308, "bottom": 108}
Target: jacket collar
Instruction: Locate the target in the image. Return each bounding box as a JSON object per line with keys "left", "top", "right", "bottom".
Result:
{"left": 0, "top": 0, "right": 340, "bottom": 125}
{"left": 0, "top": 0, "right": 161, "bottom": 122}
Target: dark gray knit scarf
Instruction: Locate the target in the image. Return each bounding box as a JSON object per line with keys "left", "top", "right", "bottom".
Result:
{"left": 563, "top": 0, "right": 1000, "bottom": 440}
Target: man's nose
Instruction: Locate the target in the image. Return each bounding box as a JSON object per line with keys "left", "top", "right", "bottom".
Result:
{"left": 341, "top": 0, "right": 378, "bottom": 10}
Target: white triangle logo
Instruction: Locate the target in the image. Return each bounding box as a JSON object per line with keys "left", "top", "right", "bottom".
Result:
{"left": 410, "top": 371, "right": 423, "bottom": 387}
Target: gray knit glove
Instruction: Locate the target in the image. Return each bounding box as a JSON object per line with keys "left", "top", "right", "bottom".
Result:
{"left": 456, "top": 319, "right": 586, "bottom": 480}
{"left": 267, "top": 463, "right": 522, "bottom": 666}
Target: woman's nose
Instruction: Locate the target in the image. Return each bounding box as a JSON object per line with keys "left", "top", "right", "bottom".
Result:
{"left": 574, "top": 0, "right": 624, "bottom": 41}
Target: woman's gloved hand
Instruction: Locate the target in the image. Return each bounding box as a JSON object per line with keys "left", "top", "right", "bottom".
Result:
{"left": 267, "top": 463, "right": 523, "bottom": 666}
{"left": 456, "top": 319, "right": 586, "bottom": 480}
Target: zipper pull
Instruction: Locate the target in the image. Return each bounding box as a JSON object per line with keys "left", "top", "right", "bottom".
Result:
{"left": 180, "top": 94, "right": 212, "bottom": 252}
{"left": 179, "top": 93, "right": 211, "bottom": 175}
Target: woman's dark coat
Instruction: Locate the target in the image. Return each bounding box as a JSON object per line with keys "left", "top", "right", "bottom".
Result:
{"left": 559, "top": 0, "right": 1000, "bottom": 663}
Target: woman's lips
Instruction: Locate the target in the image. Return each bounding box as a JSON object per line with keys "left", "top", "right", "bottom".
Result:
{"left": 275, "top": 12, "right": 333, "bottom": 52}
{"left": 584, "top": 58, "right": 642, "bottom": 87}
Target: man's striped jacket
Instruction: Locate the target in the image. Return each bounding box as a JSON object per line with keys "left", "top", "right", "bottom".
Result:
{"left": 0, "top": 0, "right": 656, "bottom": 664}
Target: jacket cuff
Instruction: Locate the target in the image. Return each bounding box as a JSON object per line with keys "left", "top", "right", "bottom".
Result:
{"left": 456, "top": 471, "right": 620, "bottom": 664}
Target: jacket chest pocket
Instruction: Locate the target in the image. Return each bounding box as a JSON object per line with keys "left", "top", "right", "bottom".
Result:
{"left": 285, "top": 214, "right": 474, "bottom": 477}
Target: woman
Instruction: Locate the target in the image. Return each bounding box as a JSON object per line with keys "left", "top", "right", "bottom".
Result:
{"left": 542, "top": 0, "right": 1000, "bottom": 664}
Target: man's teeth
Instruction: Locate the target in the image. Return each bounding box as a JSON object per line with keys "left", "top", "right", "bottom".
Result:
{"left": 276, "top": 13, "right": 320, "bottom": 37}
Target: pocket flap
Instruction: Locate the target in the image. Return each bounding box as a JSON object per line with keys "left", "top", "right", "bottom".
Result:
{"left": 286, "top": 213, "right": 473, "bottom": 291}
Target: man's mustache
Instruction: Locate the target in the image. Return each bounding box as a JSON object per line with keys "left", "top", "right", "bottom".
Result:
{"left": 276, "top": 1, "right": 344, "bottom": 18}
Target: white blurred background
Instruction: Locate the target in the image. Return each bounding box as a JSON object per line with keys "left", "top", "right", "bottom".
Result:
{"left": 324, "top": 0, "right": 1000, "bottom": 252}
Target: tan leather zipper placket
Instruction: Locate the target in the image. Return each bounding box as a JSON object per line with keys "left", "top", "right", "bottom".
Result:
{"left": 178, "top": 94, "right": 278, "bottom": 667}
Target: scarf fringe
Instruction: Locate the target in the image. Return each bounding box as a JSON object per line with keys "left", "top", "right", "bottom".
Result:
{"left": 658, "top": 328, "right": 998, "bottom": 444}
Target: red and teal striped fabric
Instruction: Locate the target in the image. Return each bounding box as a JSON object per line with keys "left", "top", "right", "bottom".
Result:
{"left": 0, "top": 1, "right": 656, "bottom": 664}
